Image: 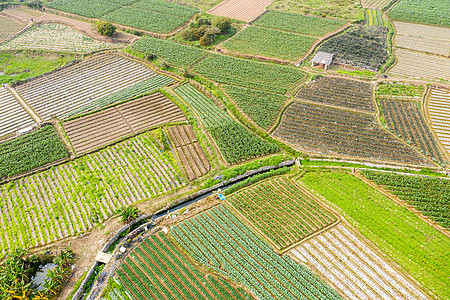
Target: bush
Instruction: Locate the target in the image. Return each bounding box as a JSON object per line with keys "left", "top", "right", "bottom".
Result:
{"left": 213, "top": 17, "right": 231, "bottom": 32}
{"left": 193, "top": 25, "right": 209, "bottom": 40}
{"left": 199, "top": 34, "right": 211, "bottom": 46}
{"left": 96, "top": 21, "right": 116, "bottom": 37}
{"left": 181, "top": 28, "right": 195, "bottom": 41}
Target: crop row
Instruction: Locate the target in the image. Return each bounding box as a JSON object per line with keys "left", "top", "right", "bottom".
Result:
{"left": 379, "top": 98, "right": 445, "bottom": 164}
{"left": 222, "top": 25, "right": 317, "bottom": 61}
{"left": 376, "top": 81, "right": 424, "bottom": 98}
{"left": 171, "top": 205, "right": 342, "bottom": 300}
{"left": 192, "top": 53, "right": 306, "bottom": 95}
{"left": 116, "top": 232, "right": 251, "bottom": 300}
{"left": 253, "top": 10, "right": 346, "bottom": 37}
{"left": 0, "top": 125, "right": 68, "bottom": 180}
{"left": 291, "top": 223, "right": 428, "bottom": 299}
{"left": 47, "top": 0, "right": 122, "bottom": 18}
{"left": 175, "top": 84, "right": 278, "bottom": 164}
{"left": 388, "top": 0, "right": 450, "bottom": 27}
{"left": 227, "top": 177, "right": 337, "bottom": 250}
{"left": 0, "top": 132, "right": 183, "bottom": 257}
{"left": 297, "top": 76, "right": 374, "bottom": 112}
{"left": 363, "top": 170, "right": 450, "bottom": 228}
{"left": 0, "top": 87, "right": 35, "bottom": 137}
{"left": 273, "top": 101, "right": 430, "bottom": 166}
{"left": 428, "top": 88, "right": 450, "bottom": 153}
{"left": 318, "top": 26, "right": 388, "bottom": 71}
{"left": 130, "top": 36, "right": 207, "bottom": 68}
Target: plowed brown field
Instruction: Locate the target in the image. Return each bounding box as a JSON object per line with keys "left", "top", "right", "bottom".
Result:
{"left": 168, "top": 125, "right": 210, "bottom": 180}
{"left": 64, "top": 93, "right": 186, "bottom": 155}
{"left": 208, "top": 0, "right": 273, "bottom": 22}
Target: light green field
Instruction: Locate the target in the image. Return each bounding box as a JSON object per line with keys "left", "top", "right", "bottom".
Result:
{"left": 300, "top": 171, "right": 450, "bottom": 299}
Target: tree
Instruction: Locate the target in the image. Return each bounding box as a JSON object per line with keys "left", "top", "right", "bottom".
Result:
{"left": 117, "top": 206, "right": 140, "bottom": 224}
{"left": 96, "top": 21, "right": 116, "bottom": 37}
{"left": 212, "top": 18, "right": 231, "bottom": 32}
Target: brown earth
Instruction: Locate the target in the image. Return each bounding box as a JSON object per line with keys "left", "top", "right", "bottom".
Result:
{"left": 208, "top": 0, "right": 273, "bottom": 22}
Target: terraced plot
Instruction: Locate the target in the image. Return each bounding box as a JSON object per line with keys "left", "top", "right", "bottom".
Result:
{"left": 0, "top": 23, "right": 125, "bottom": 53}
{"left": 363, "top": 170, "right": 450, "bottom": 228}
{"left": 273, "top": 102, "right": 430, "bottom": 166}
{"left": 227, "top": 177, "right": 337, "bottom": 250}
{"left": 0, "top": 87, "right": 35, "bottom": 138}
{"left": 291, "top": 223, "right": 428, "bottom": 300}
{"left": 0, "top": 132, "right": 183, "bottom": 257}
{"left": 16, "top": 53, "right": 156, "bottom": 120}
{"left": 208, "top": 0, "right": 273, "bottom": 22}
{"left": 168, "top": 125, "right": 210, "bottom": 181}
{"left": 171, "top": 205, "right": 342, "bottom": 300}
{"left": 115, "top": 232, "right": 252, "bottom": 300}
{"left": 379, "top": 99, "right": 445, "bottom": 164}
{"left": 390, "top": 49, "right": 450, "bottom": 81}
{"left": 388, "top": 0, "right": 450, "bottom": 27}
{"left": 393, "top": 21, "right": 450, "bottom": 57}
{"left": 427, "top": 88, "right": 450, "bottom": 155}
{"left": 64, "top": 93, "right": 186, "bottom": 155}
{"left": 297, "top": 76, "right": 374, "bottom": 113}
{"left": 0, "top": 15, "right": 26, "bottom": 43}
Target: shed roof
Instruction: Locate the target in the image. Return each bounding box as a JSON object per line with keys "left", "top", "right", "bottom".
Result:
{"left": 312, "top": 51, "right": 334, "bottom": 65}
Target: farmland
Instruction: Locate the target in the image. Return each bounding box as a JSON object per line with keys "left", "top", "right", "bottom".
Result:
{"left": 208, "top": 0, "right": 272, "bottom": 22}
{"left": 427, "top": 88, "right": 450, "bottom": 154}
{"left": 175, "top": 84, "right": 279, "bottom": 164}
{"left": 227, "top": 177, "right": 337, "bottom": 250}
{"left": 16, "top": 53, "right": 156, "bottom": 120}
{"left": 0, "top": 125, "right": 68, "bottom": 180}
{"left": 0, "top": 132, "right": 183, "bottom": 257}
{"left": 318, "top": 26, "right": 389, "bottom": 70}
{"left": 130, "top": 36, "right": 207, "bottom": 68}
{"left": 388, "top": 0, "right": 450, "bottom": 27}
{"left": 46, "top": 0, "right": 121, "bottom": 18}
{"left": 297, "top": 76, "right": 374, "bottom": 113}
{"left": 0, "top": 23, "right": 124, "bottom": 53}
{"left": 273, "top": 101, "right": 429, "bottom": 165}
{"left": 393, "top": 22, "right": 450, "bottom": 57}
{"left": 171, "top": 205, "right": 342, "bottom": 300}
{"left": 63, "top": 92, "right": 186, "bottom": 155}
{"left": 360, "top": 0, "right": 391, "bottom": 9}
{"left": 223, "top": 85, "right": 287, "bottom": 130}
{"left": 168, "top": 125, "right": 210, "bottom": 181}
{"left": 0, "top": 87, "right": 35, "bottom": 138}
{"left": 363, "top": 170, "right": 450, "bottom": 228}
{"left": 291, "top": 223, "right": 428, "bottom": 299}
{"left": 0, "top": 15, "right": 25, "bottom": 43}
{"left": 116, "top": 232, "right": 252, "bottom": 300}
{"left": 193, "top": 53, "right": 306, "bottom": 94}
{"left": 300, "top": 171, "right": 450, "bottom": 299}
{"left": 253, "top": 10, "right": 346, "bottom": 37}
{"left": 376, "top": 81, "right": 424, "bottom": 98}
{"left": 221, "top": 25, "right": 317, "bottom": 61}
{"left": 378, "top": 98, "right": 445, "bottom": 164}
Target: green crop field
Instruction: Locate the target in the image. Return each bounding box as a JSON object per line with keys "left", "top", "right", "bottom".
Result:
{"left": 388, "top": 0, "right": 450, "bottom": 27}
{"left": 171, "top": 205, "right": 342, "bottom": 300}
{"left": 376, "top": 81, "right": 424, "bottom": 98}
{"left": 227, "top": 177, "right": 337, "bottom": 250}
{"left": 0, "top": 125, "right": 68, "bottom": 180}
{"left": 193, "top": 54, "right": 306, "bottom": 94}
{"left": 175, "top": 84, "right": 279, "bottom": 164}
{"left": 221, "top": 26, "right": 317, "bottom": 61}
{"left": 363, "top": 170, "right": 450, "bottom": 228}
{"left": 254, "top": 10, "right": 346, "bottom": 36}
{"left": 223, "top": 85, "right": 287, "bottom": 130}
{"left": 115, "top": 232, "right": 252, "bottom": 300}
{"left": 0, "top": 132, "right": 183, "bottom": 257}
{"left": 47, "top": 0, "right": 121, "bottom": 18}
{"left": 300, "top": 171, "right": 450, "bottom": 299}
{"left": 130, "top": 37, "right": 207, "bottom": 68}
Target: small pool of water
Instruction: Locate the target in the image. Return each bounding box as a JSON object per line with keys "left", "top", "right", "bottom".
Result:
{"left": 31, "top": 263, "right": 57, "bottom": 291}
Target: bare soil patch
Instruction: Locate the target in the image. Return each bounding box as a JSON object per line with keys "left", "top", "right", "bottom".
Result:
{"left": 208, "top": 0, "right": 273, "bottom": 22}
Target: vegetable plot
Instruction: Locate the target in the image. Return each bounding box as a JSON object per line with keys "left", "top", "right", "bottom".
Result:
{"left": 0, "top": 125, "right": 68, "bottom": 180}
{"left": 227, "top": 177, "right": 337, "bottom": 250}
{"left": 115, "top": 232, "right": 252, "bottom": 300}
{"left": 388, "top": 0, "right": 450, "bottom": 27}
{"left": 363, "top": 170, "right": 450, "bottom": 228}
{"left": 175, "top": 84, "right": 279, "bottom": 164}
{"left": 171, "top": 205, "right": 342, "bottom": 300}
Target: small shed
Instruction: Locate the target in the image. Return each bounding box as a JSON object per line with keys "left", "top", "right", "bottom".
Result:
{"left": 311, "top": 51, "right": 334, "bottom": 70}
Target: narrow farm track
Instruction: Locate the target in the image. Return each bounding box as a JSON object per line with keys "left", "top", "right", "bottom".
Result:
{"left": 16, "top": 52, "right": 157, "bottom": 120}
{"left": 168, "top": 125, "right": 210, "bottom": 181}
{"left": 0, "top": 134, "right": 183, "bottom": 257}
{"left": 63, "top": 93, "right": 186, "bottom": 156}
{"left": 290, "top": 223, "right": 428, "bottom": 300}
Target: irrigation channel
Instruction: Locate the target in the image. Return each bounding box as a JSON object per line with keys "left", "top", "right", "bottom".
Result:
{"left": 75, "top": 159, "right": 295, "bottom": 300}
